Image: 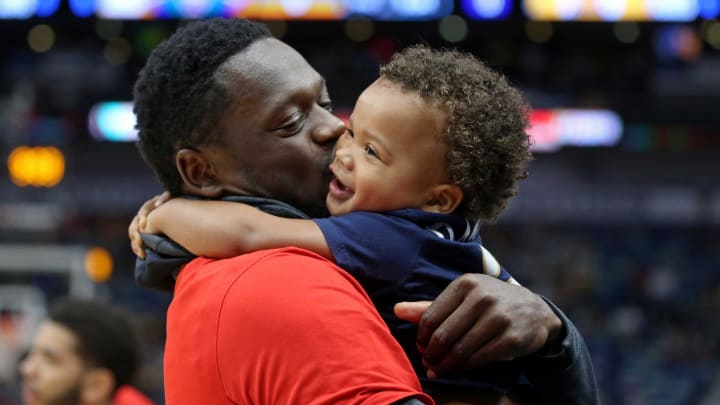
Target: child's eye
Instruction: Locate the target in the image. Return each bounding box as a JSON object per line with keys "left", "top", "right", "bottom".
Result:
{"left": 364, "top": 144, "right": 378, "bottom": 158}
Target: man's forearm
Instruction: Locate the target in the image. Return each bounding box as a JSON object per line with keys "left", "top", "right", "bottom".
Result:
{"left": 518, "top": 297, "right": 600, "bottom": 405}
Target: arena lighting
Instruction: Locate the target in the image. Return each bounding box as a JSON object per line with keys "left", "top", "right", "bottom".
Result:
{"left": 96, "top": 0, "right": 151, "bottom": 19}
{"left": 65, "top": 0, "right": 451, "bottom": 20}
{"left": 528, "top": 109, "right": 623, "bottom": 152}
{"left": 36, "top": 0, "right": 60, "bottom": 17}
{"left": 84, "top": 247, "right": 114, "bottom": 283}
{"left": 700, "top": 0, "right": 720, "bottom": 19}
{"left": 595, "top": 0, "right": 626, "bottom": 21}
{"left": 69, "top": 0, "right": 94, "bottom": 17}
{"left": 239, "top": 0, "right": 344, "bottom": 20}
{"left": 7, "top": 146, "right": 65, "bottom": 187}
{"left": 0, "top": 0, "right": 57, "bottom": 18}
{"left": 346, "top": 0, "right": 384, "bottom": 15}
{"left": 461, "top": 0, "right": 512, "bottom": 20}
{"left": 0, "top": 244, "right": 109, "bottom": 297}
{"left": 653, "top": 25, "right": 702, "bottom": 62}
{"left": 390, "top": 0, "right": 449, "bottom": 18}
{"left": 88, "top": 101, "right": 137, "bottom": 142}
{"left": 648, "top": 1, "right": 699, "bottom": 21}
{"left": 523, "top": 0, "right": 701, "bottom": 21}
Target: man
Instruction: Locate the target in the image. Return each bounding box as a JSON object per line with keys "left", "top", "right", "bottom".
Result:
{"left": 19, "top": 299, "right": 153, "bottom": 405}
{"left": 131, "top": 18, "right": 598, "bottom": 404}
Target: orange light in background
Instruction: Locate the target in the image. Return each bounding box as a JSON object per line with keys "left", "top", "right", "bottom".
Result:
{"left": 7, "top": 146, "right": 65, "bottom": 187}
{"left": 241, "top": 1, "right": 345, "bottom": 20}
{"left": 84, "top": 247, "right": 113, "bottom": 283}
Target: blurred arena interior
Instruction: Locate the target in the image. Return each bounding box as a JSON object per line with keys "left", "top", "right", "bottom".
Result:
{"left": 1, "top": 0, "right": 720, "bottom": 404}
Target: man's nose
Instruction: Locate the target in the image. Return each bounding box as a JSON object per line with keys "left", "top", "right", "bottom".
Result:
{"left": 312, "top": 108, "right": 346, "bottom": 146}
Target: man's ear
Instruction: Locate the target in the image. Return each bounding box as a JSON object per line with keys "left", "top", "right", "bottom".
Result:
{"left": 80, "top": 368, "right": 115, "bottom": 405}
{"left": 176, "top": 148, "right": 224, "bottom": 198}
{"left": 422, "top": 184, "right": 463, "bottom": 214}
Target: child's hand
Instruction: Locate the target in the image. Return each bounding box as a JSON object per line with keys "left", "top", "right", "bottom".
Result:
{"left": 128, "top": 192, "right": 171, "bottom": 259}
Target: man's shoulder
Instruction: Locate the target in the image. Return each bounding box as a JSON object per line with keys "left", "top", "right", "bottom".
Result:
{"left": 173, "top": 247, "right": 354, "bottom": 310}
{"left": 184, "top": 247, "right": 333, "bottom": 269}
{"left": 182, "top": 247, "right": 372, "bottom": 322}
{"left": 179, "top": 247, "right": 344, "bottom": 287}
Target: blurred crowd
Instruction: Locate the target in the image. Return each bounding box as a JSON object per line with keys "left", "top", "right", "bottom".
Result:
{"left": 485, "top": 225, "right": 720, "bottom": 404}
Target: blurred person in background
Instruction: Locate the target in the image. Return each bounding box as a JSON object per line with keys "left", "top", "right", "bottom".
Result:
{"left": 19, "top": 299, "right": 153, "bottom": 405}
{"left": 130, "top": 17, "right": 598, "bottom": 404}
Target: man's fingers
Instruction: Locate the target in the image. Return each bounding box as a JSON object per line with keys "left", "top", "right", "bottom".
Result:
{"left": 394, "top": 301, "right": 432, "bottom": 324}
{"left": 428, "top": 316, "right": 499, "bottom": 375}
{"left": 469, "top": 339, "right": 516, "bottom": 368}
{"left": 421, "top": 298, "right": 479, "bottom": 366}
{"left": 416, "top": 277, "right": 471, "bottom": 348}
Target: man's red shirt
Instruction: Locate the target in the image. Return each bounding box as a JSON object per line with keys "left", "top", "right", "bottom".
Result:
{"left": 164, "top": 247, "right": 432, "bottom": 404}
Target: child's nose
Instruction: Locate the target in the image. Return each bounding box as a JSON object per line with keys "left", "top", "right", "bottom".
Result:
{"left": 335, "top": 139, "right": 354, "bottom": 170}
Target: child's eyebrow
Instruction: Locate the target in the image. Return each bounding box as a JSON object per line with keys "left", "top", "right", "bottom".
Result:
{"left": 349, "top": 117, "right": 390, "bottom": 153}
{"left": 365, "top": 131, "right": 390, "bottom": 155}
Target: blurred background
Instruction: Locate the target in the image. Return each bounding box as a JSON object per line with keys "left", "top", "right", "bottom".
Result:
{"left": 1, "top": 0, "right": 719, "bottom": 404}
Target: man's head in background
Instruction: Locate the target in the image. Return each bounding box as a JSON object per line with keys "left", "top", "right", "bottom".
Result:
{"left": 19, "top": 299, "right": 141, "bottom": 405}
{"left": 133, "top": 18, "right": 346, "bottom": 217}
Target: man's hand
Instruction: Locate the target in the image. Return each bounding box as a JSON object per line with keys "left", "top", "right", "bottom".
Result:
{"left": 394, "top": 274, "right": 563, "bottom": 378}
{"left": 128, "top": 192, "right": 171, "bottom": 259}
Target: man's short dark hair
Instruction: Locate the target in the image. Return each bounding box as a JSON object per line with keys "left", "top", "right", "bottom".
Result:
{"left": 380, "top": 45, "right": 531, "bottom": 221}
{"left": 133, "top": 18, "right": 271, "bottom": 195}
{"left": 49, "top": 299, "right": 141, "bottom": 391}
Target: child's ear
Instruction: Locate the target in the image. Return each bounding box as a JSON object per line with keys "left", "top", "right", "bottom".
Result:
{"left": 422, "top": 184, "right": 463, "bottom": 214}
{"left": 176, "top": 149, "right": 224, "bottom": 197}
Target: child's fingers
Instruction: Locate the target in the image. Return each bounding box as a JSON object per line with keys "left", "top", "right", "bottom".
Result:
{"left": 131, "top": 235, "right": 146, "bottom": 259}
{"left": 155, "top": 191, "right": 171, "bottom": 207}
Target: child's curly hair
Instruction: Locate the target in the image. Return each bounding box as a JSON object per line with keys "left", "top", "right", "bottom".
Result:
{"left": 380, "top": 45, "right": 531, "bottom": 221}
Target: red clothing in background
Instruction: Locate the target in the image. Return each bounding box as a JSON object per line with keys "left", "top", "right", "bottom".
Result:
{"left": 163, "top": 247, "right": 432, "bottom": 405}
{"left": 113, "top": 385, "right": 154, "bottom": 405}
